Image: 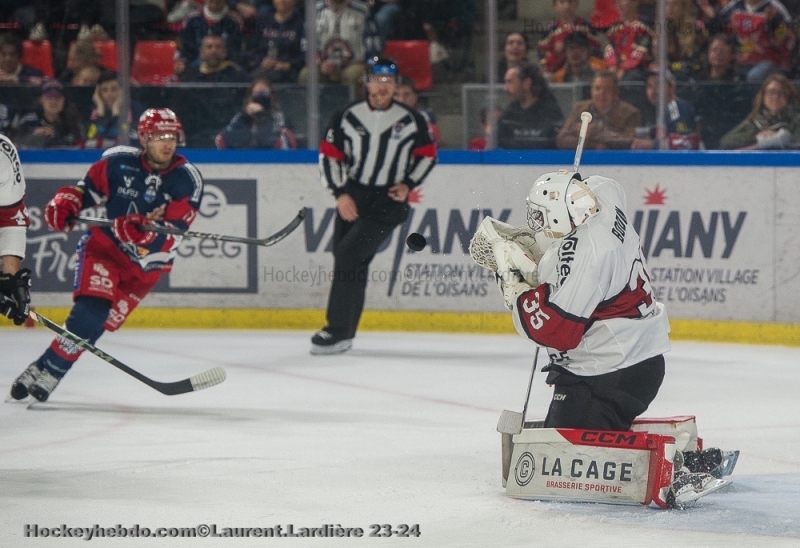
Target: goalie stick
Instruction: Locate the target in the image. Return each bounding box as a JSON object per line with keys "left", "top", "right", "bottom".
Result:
{"left": 497, "top": 346, "right": 539, "bottom": 435}
{"left": 77, "top": 207, "right": 306, "bottom": 247}
{"left": 28, "top": 311, "right": 226, "bottom": 396}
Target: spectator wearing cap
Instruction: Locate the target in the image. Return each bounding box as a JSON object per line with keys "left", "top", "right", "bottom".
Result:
{"left": 631, "top": 69, "right": 702, "bottom": 150}
{"left": 552, "top": 31, "right": 607, "bottom": 83}
{"left": 298, "top": 0, "right": 382, "bottom": 87}
{"left": 498, "top": 62, "right": 564, "bottom": 149}
{"left": 84, "top": 71, "right": 144, "bottom": 150}
{"left": 539, "top": 0, "right": 601, "bottom": 79}
{"left": 393, "top": 76, "right": 440, "bottom": 147}
{"left": 179, "top": 0, "right": 244, "bottom": 66}
{"left": 0, "top": 33, "right": 45, "bottom": 86}
{"left": 58, "top": 40, "right": 103, "bottom": 85}
{"left": 179, "top": 34, "right": 249, "bottom": 83}
{"left": 14, "top": 80, "right": 84, "bottom": 149}
{"left": 557, "top": 70, "right": 641, "bottom": 149}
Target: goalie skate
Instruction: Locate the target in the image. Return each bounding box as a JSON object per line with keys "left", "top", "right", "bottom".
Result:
{"left": 667, "top": 471, "right": 730, "bottom": 509}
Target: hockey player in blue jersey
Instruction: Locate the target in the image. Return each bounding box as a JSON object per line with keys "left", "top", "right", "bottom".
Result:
{"left": 9, "top": 108, "right": 205, "bottom": 403}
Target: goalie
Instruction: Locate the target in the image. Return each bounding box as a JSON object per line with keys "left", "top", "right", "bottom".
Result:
{"left": 470, "top": 168, "right": 736, "bottom": 506}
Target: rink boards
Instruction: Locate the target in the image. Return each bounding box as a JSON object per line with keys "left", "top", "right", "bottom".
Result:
{"left": 11, "top": 150, "right": 800, "bottom": 343}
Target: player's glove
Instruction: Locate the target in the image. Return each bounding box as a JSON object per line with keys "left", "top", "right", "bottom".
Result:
{"left": 495, "top": 270, "right": 532, "bottom": 311}
{"left": 44, "top": 186, "right": 84, "bottom": 232}
{"left": 112, "top": 213, "right": 156, "bottom": 245}
{"left": 0, "top": 268, "right": 32, "bottom": 326}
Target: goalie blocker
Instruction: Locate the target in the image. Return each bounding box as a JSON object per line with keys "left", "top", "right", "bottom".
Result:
{"left": 500, "top": 416, "right": 736, "bottom": 508}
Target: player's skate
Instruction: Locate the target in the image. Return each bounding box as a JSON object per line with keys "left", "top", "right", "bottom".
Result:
{"left": 667, "top": 469, "right": 730, "bottom": 509}
{"left": 28, "top": 369, "right": 62, "bottom": 403}
{"left": 310, "top": 329, "right": 353, "bottom": 355}
{"left": 9, "top": 363, "right": 42, "bottom": 401}
{"left": 682, "top": 447, "right": 740, "bottom": 479}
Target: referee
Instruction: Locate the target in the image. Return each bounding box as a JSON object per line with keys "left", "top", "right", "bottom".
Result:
{"left": 311, "top": 56, "right": 437, "bottom": 355}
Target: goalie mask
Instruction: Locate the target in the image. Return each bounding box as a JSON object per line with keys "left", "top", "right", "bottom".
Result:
{"left": 526, "top": 169, "right": 598, "bottom": 239}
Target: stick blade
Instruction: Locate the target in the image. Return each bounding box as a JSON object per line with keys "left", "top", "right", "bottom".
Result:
{"left": 497, "top": 409, "right": 523, "bottom": 434}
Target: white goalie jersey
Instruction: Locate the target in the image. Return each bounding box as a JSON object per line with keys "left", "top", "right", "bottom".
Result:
{"left": 512, "top": 176, "right": 671, "bottom": 376}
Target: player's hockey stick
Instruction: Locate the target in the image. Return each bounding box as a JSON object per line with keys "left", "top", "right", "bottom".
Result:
{"left": 77, "top": 207, "right": 306, "bottom": 247}
{"left": 573, "top": 111, "right": 593, "bottom": 172}
{"left": 28, "top": 311, "right": 226, "bottom": 396}
{"left": 497, "top": 346, "right": 539, "bottom": 435}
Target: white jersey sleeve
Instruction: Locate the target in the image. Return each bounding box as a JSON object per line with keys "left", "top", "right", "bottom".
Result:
{"left": 0, "top": 135, "right": 29, "bottom": 259}
{"left": 511, "top": 176, "right": 671, "bottom": 376}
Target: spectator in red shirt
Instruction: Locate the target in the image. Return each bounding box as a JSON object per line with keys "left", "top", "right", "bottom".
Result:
{"left": 539, "top": 0, "right": 600, "bottom": 79}
{"left": 604, "top": 0, "right": 654, "bottom": 81}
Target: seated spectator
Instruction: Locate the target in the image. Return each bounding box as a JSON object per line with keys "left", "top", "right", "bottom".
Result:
{"left": 372, "top": 0, "right": 403, "bottom": 41}
{"left": 663, "top": 0, "right": 707, "bottom": 80}
{"left": 538, "top": 0, "right": 600, "bottom": 79}
{"left": 179, "top": 34, "right": 249, "bottom": 82}
{"left": 0, "top": 33, "right": 45, "bottom": 85}
{"left": 719, "top": 73, "right": 800, "bottom": 149}
{"left": 14, "top": 79, "right": 84, "bottom": 149}
{"left": 552, "top": 31, "right": 606, "bottom": 83}
{"left": 468, "top": 105, "right": 502, "bottom": 150}
{"left": 299, "top": 0, "right": 382, "bottom": 87}
{"left": 249, "top": 0, "right": 305, "bottom": 83}
{"left": 58, "top": 40, "right": 102, "bottom": 85}
{"left": 604, "top": 0, "right": 654, "bottom": 81}
{"left": 72, "top": 65, "right": 102, "bottom": 86}
{"left": 717, "top": 0, "right": 795, "bottom": 82}
{"left": 0, "top": 102, "right": 17, "bottom": 136}
{"left": 215, "top": 75, "right": 297, "bottom": 149}
{"left": 498, "top": 63, "right": 564, "bottom": 149}
{"left": 179, "top": 0, "right": 244, "bottom": 66}
{"left": 415, "top": 0, "right": 476, "bottom": 73}
{"left": 84, "top": 71, "right": 144, "bottom": 150}
{"left": 557, "top": 70, "right": 641, "bottom": 149}
{"left": 631, "top": 69, "right": 702, "bottom": 149}
{"left": 499, "top": 32, "right": 531, "bottom": 81}
{"left": 168, "top": 0, "right": 203, "bottom": 24}
{"left": 692, "top": 33, "right": 739, "bottom": 81}
{"left": 393, "top": 76, "right": 440, "bottom": 146}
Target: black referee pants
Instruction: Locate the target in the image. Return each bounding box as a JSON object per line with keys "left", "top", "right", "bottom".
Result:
{"left": 543, "top": 354, "right": 666, "bottom": 431}
{"left": 324, "top": 183, "right": 409, "bottom": 340}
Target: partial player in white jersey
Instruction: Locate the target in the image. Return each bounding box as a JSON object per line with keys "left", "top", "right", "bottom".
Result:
{"left": 511, "top": 171, "right": 670, "bottom": 431}
{"left": 0, "top": 134, "right": 32, "bottom": 325}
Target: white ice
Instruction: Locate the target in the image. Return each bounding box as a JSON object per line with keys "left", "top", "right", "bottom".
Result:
{"left": 1, "top": 329, "right": 799, "bottom": 547}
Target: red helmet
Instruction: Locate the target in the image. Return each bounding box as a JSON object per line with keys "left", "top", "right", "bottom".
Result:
{"left": 138, "top": 108, "right": 184, "bottom": 144}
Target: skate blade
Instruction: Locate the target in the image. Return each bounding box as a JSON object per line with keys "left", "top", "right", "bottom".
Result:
{"left": 674, "top": 478, "right": 730, "bottom": 508}
{"left": 4, "top": 395, "right": 29, "bottom": 404}
{"left": 717, "top": 450, "right": 740, "bottom": 478}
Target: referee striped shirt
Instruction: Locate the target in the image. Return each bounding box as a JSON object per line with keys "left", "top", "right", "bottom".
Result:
{"left": 319, "top": 100, "right": 437, "bottom": 196}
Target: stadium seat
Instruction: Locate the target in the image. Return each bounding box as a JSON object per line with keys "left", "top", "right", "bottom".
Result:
{"left": 21, "top": 40, "right": 54, "bottom": 78}
{"left": 131, "top": 40, "right": 176, "bottom": 85}
{"left": 94, "top": 40, "right": 118, "bottom": 71}
{"left": 384, "top": 40, "right": 433, "bottom": 91}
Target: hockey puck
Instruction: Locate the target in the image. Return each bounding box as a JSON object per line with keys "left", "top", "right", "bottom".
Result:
{"left": 406, "top": 232, "right": 427, "bottom": 251}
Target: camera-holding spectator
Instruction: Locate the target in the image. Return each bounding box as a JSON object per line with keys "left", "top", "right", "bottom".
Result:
{"left": 215, "top": 75, "right": 297, "bottom": 149}
{"left": 393, "top": 76, "right": 440, "bottom": 147}
{"left": 498, "top": 63, "right": 564, "bottom": 149}
{"left": 250, "top": 0, "right": 305, "bottom": 83}
{"left": 59, "top": 40, "right": 103, "bottom": 85}
{"left": 468, "top": 106, "right": 502, "bottom": 150}
{"left": 717, "top": 0, "right": 795, "bottom": 83}
{"left": 179, "top": 34, "right": 249, "bottom": 82}
{"left": 0, "top": 33, "right": 45, "bottom": 86}
{"left": 551, "top": 31, "right": 606, "bottom": 83}
{"left": 631, "top": 69, "right": 702, "bottom": 150}
{"left": 84, "top": 71, "right": 144, "bottom": 150}
{"left": 604, "top": 0, "right": 654, "bottom": 81}
{"left": 299, "top": 0, "right": 382, "bottom": 87}
{"left": 557, "top": 70, "right": 642, "bottom": 150}
{"left": 15, "top": 80, "right": 84, "bottom": 149}
{"left": 719, "top": 73, "right": 800, "bottom": 149}
{"left": 539, "top": 0, "right": 600, "bottom": 79}
{"left": 179, "top": 0, "right": 244, "bottom": 66}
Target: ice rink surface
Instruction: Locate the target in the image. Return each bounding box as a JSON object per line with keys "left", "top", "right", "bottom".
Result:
{"left": 2, "top": 329, "right": 799, "bottom": 547}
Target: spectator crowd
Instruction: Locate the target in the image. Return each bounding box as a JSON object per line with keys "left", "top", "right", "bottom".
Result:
{"left": 1, "top": 0, "right": 800, "bottom": 150}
